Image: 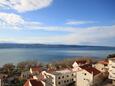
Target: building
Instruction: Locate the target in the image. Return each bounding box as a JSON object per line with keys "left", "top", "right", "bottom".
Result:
{"left": 30, "top": 66, "right": 42, "bottom": 74}
{"left": 108, "top": 58, "right": 115, "bottom": 85}
{"left": 24, "top": 79, "right": 45, "bottom": 86}
{"left": 94, "top": 60, "right": 108, "bottom": 73}
{"left": 72, "top": 60, "right": 103, "bottom": 86}
{"left": 72, "top": 60, "right": 87, "bottom": 71}
{"left": 30, "top": 66, "right": 42, "bottom": 79}
{"left": 43, "top": 69, "right": 76, "bottom": 86}
{"left": 76, "top": 64, "right": 102, "bottom": 86}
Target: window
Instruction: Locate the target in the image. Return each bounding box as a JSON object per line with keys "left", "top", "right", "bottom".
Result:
{"left": 62, "top": 76, "right": 64, "bottom": 78}
{"left": 104, "top": 64, "right": 107, "bottom": 66}
{"left": 58, "top": 77, "right": 60, "bottom": 79}
{"left": 84, "top": 73, "right": 86, "bottom": 75}
{"left": 64, "top": 80, "right": 66, "bottom": 83}
{"left": 67, "top": 75, "right": 69, "bottom": 77}
{"left": 58, "top": 82, "right": 61, "bottom": 84}
{"left": 72, "top": 79, "right": 74, "bottom": 81}
{"left": 72, "top": 74, "right": 74, "bottom": 76}
{"left": 67, "top": 80, "right": 69, "bottom": 82}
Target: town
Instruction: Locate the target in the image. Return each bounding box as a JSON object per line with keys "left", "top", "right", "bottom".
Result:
{"left": 0, "top": 54, "right": 115, "bottom": 86}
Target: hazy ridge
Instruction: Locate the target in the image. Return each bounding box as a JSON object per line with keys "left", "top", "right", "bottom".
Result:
{"left": 0, "top": 43, "right": 115, "bottom": 50}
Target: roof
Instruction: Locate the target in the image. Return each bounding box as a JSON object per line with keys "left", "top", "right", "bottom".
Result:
{"left": 24, "top": 79, "right": 44, "bottom": 86}
{"left": 80, "top": 64, "right": 100, "bottom": 76}
{"left": 98, "top": 60, "right": 108, "bottom": 65}
{"left": 47, "top": 68, "right": 73, "bottom": 75}
{"left": 30, "top": 80, "right": 43, "bottom": 86}
{"left": 31, "top": 67, "right": 42, "bottom": 72}
{"left": 76, "top": 60, "right": 87, "bottom": 64}
{"left": 109, "top": 58, "right": 115, "bottom": 61}
{"left": 24, "top": 80, "right": 30, "bottom": 86}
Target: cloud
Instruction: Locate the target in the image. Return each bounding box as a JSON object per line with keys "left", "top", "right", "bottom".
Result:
{"left": 0, "top": 20, "right": 115, "bottom": 46}
{"left": 20, "top": 25, "right": 115, "bottom": 46}
{"left": 0, "top": 12, "right": 43, "bottom": 29}
{"left": 66, "top": 20, "right": 95, "bottom": 25}
{"left": 0, "top": 13, "right": 115, "bottom": 46}
{"left": 64, "top": 25, "right": 115, "bottom": 45}
{"left": 0, "top": 0, "right": 53, "bottom": 13}
{"left": 0, "top": 13, "right": 24, "bottom": 27}
{"left": 0, "top": 12, "right": 77, "bottom": 31}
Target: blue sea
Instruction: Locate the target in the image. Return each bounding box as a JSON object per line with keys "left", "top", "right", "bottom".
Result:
{"left": 0, "top": 48, "right": 115, "bottom": 66}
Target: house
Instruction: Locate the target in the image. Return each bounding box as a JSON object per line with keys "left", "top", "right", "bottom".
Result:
{"left": 72, "top": 60, "right": 87, "bottom": 67}
{"left": 94, "top": 60, "right": 108, "bottom": 73}
{"left": 76, "top": 64, "right": 102, "bottom": 86}
{"left": 30, "top": 66, "right": 42, "bottom": 79}
{"left": 43, "top": 69, "right": 76, "bottom": 86}
{"left": 72, "top": 60, "right": 88, "bottom": 72}
{"left": 30, "top": 66, "right": 42, "bottom": 74}
{"left": 24, "top": 79, "right": 45, "bottom": 86}
{"left": 108, "top": 58, "right": 115, "bottom": 85}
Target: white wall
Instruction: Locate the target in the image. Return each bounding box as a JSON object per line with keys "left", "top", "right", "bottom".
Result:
{"left": 44, "top": 72, "right": 56, "bottom": 86}
{"left": 94, "top": 63, "right": 105, "bottom": 72}
{"left": 76, "top": 70, "right": 93, "bottom": 86}
{"left": 44, "top": 71, "right": 76, "bottom": 86}
{"left": 0, "top": 79, "right": 1, "bottom": 86}
{"left": 55, "top": 72, "right": 76, "bottom": 86}
{"left": 72, "top": 62, "right": 82, "bottom": 72}
{"left": 108, "top": 59, "right": 115, "bottom": 79}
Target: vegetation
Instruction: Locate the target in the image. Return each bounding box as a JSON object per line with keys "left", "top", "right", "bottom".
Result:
{"left": 2, "top": 63, "right": 15, "bottom": 76}
{"left": 0, "top": 60, "right": 41, "bottom": 86}
{"left": 107, "top": 54, "right": 115, "bottom": 59}
{"left": 17, "top": 60, "right": 38, "bottom": 72}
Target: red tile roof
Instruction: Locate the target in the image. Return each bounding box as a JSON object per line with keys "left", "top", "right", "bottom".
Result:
{"left": 30, "top": 80, "right": 44, "bottom": 86}
{"left": 31, "top": 67, "right": 42, "bottom": 72}
{"left": 98, "top": 60, "right": 108, "bottom": 65}
{"left": 24, "top": 80, "right": 30, "bottom": 86}
{"left": 24, "top": 79, "right": 44, "bottom": 86}
{"left": 80, "top": 64, "right": 100, "bottom": 76}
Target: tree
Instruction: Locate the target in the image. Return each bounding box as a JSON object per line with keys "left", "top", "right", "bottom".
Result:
{"left": 2, "top": 63, "right": 15, "bottom": 75}
{"left": 107, "top": 54, "right": 115, "bottom": 59}
{"left": 17, "top": 60, "right": 38, "bottom": 72}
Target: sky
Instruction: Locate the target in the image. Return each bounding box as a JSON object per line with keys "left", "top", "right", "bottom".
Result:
{"left": 0, "top": 0, "right": 115, "bottom": 46}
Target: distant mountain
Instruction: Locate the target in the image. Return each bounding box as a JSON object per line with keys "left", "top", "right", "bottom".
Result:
{"left": 0, "top": 43, "right": 115, "bottom": 50}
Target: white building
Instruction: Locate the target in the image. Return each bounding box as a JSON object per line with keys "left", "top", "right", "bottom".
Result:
{"left": 30, "top": 67, "right": 42, "bottom": 80}
{"left": 30, "top": 67, "right": 42, "bottom": 74}
{"left": 72, "top": 60, "right": 102, "bottom": 86}
{"left": 72, "top": 60, "right": 88, "bottom": 71}
{"left": 43, "top": 69, "right": 76, "bottom": 86}
{"left": 76, "top": 65, "right": 102, "bottom": 86}
{"left": 94, "top": 60, "right": 108, "bottom": 73}
{"left": 108, "top": 58, "right": 115, "bottom": 85}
